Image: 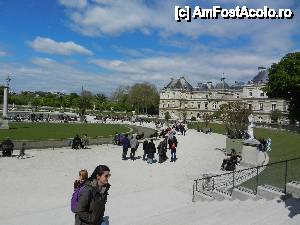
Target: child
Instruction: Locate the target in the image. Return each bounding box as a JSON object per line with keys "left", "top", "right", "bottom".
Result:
{"left": 17, "top": 143, "right": 26, "bottom": 159}
{"left": 71, "top": 169, "right": 89, "bottom": 214}
{"left": 170, "top": 142, "right": 177, "bottom": 162}
{"left": 74, "top": 169, "right": 88, "bottom": 189}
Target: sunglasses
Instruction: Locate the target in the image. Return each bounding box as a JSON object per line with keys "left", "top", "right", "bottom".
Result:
{"left": 104, "top": 173, "right": 111, "bottom": 178}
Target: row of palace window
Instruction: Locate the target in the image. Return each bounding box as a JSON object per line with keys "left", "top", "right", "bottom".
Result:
{"left": 248, "top": 103, "right": 277, "bottom": 111}
{"left": 248, "top": 90, "right": 265, "bottom": 97}
{"left": 162, "top": 102, "right": 216, "bottom": 110}
{"left": 162, "top": 102, "right": 282, "bottom": 112}
{"left": 164, "top": 90, "right": 266, "bottom": 99}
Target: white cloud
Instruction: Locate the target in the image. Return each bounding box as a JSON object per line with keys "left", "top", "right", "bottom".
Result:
{"left": 0, "top": 58, "right": 132, "bottom": 95}
{"left": 58, "top": 0, "right": 300, "bottom": 56}
{"left": 90, "top": 46, "right": 283, "bottom": 88}
{"left": 0, "top": 50, "right": 7, "bottom": 56}
{"left": 58, "top": 0, "right": 87, "bottom": 9}
{"left": 28, "top": 37, "right": 93, "bottom": 56}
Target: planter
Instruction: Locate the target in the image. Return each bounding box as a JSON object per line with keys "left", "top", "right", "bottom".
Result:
{"left": 226, "top": 138, "right": 243, "bottom": 155}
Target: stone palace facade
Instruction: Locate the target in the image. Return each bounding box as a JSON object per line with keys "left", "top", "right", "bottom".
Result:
{"left": 159, "top": 68, "right": 288, "bottom": 123}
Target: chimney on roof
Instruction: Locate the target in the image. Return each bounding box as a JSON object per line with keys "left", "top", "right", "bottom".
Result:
{"left": 207, "top": 81, "right": 212, "bottom": 89}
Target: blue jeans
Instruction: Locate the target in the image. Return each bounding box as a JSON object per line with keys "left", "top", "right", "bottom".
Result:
{"left": 171, "top": 150, "right": 176, "bottom": 161}
{"left": 100, "top": 217, "right": 109, "bottom": 225}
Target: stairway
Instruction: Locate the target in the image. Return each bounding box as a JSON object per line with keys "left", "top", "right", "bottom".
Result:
{"left": 119, "top": 198, "right": 300, "bottom": 225}
{"left": 105, "top": 186, "right": 299, "bottom": 225}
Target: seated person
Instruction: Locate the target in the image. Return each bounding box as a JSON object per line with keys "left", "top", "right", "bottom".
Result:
{"left": 221, "top": 149, "right": 242, "bottom": 171}
{"left": 258, "top": 138, "right": 267, "bottom": 151}
{"left": 136, "top": 132, "right": 144, "bottom": 140}
{"left": 72, "top": 134, "right": 82, "bottom": 149}
{"left": 1, "top": 138, "right": 14, "bottom": 157}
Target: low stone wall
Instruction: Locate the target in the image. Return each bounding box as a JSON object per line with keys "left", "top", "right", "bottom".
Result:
{"left": 12, "top": 137, "right": 113, "bottom": 150}
{"left": 10, "top": 125, "right": 156, "bottom": 150}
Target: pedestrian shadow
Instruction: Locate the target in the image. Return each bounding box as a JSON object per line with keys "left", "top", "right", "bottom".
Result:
{"left": 278, "top": 196, "right": 300, "bottom": 218}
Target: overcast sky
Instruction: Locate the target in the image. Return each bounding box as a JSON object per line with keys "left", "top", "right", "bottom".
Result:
{"left": 0, "top": 0, "right": 299, "bottom": 96}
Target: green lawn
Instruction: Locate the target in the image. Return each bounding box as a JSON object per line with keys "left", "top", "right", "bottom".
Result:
{"left": 188, "top": 122, "right": 300, "bottom": 192}
{"left": 188, "top": 122, "right": 300, "bottom": 162}
{"left": 188, "top": 122, "right": 226, "bottom": 135}
{"left": 0, "top": 122, "right": 131, "bottom": 141}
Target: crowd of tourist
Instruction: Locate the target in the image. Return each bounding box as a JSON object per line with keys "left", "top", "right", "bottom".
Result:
{"left": 113, "top": 122, "right": 184, "bottom": 164}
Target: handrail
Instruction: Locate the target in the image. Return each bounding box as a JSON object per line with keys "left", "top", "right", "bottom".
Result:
{"left": 194, "top": 156, "right": 300, "bottom": 182}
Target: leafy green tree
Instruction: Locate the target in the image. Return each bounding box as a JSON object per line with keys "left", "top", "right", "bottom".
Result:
{"left": 164, "top": 111, "right": 171, "bottom": 124}
{"left": 128, "top": 83, "right": 159, "bottom": 114}
{"left": 264, "top": 52, "right": 300, "bottom": 122}
{"left": 94, "top": 93, "right": 107, "bottom": 111}
{"left": 270, "top": 109, "right": 283, "bottom": 123}
{"left": 202, "top": 113, "right": 211, "bottom": 128}
{"left": 218, "top": 102, "right": 251, "bottom": 139}
{"left": 79, "top": 90, "right": 92, "bottom": 117}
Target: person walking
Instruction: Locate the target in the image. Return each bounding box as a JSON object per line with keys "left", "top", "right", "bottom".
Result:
{"left": 17, "top": 142, "right": 26, "bottom": 159}
{"left": 75, "top": 165, "right": 111, "bottom": 225}
{"left": 142, "top": 139, "right": 148, "bottom": 161}
{"left": 157, "top": 138, "right": 167, "bottom": 163}
{"left": 122, "top": 134, "right": 130, "bottom": 160}
{"left": 147, "top": 139, "right": 156, "bottom": 164}
{"left": 130, "top": 135, "right": 139, "bottom": 160}
{"left": 82, "top": 134, "right": 89, "bottom": 148}
{"left": 168, "top": 134, "right": 178, "bottom": 162}
{"left": 170, "top": 141, "right": 177, "bottom": 162}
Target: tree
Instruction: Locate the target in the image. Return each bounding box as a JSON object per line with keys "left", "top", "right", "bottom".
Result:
{"left": 270, "top": 109, "right": 283, "bottom": 123}
{"left": 264, "top": 52, "right": 300, "bottom": 122}
{"left": 202, "top": 113, "right": 211, "bottom": 128}
{"left": 111, "top": 85, "right": 131, "bottom": 111}
{"left": 218, "top": 102, "right": 252, "bottom": 139}
{"left": 79, "top": 90, "right": 92, "bottom": 117}
{"left": 164, "top": 111, "right": 171, "bottom": 124}
{"left": 128, "top": 83, "right": 159, "bottom": 114}
{"left": 94, "top": 93, "right": 107, "bottom": 111}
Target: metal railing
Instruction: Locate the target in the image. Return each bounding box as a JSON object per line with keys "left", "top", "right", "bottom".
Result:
{"left": 192, "top": 156, "right": 300, "bottom": 202}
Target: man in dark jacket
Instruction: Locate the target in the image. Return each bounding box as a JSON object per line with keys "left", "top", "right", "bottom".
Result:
{"left": 72, "top": 134, "right": 82, "bottom": 150}
{"left": 142, "top": 139, "right": 148, "bottom": 161}
{"left": 122, "top": 134, "right": 130, "bottom": 160}
{"left": 1, "top": 138, "right": 14, "bottom": 157}
{"left": 75, "top": 165, "right": 111, "bottom": 225}
{"left": 147, "top": 139, "right": 156, "bottom": 164}
{"left": 157, "top": 138, "right": 167, "bottom": 163}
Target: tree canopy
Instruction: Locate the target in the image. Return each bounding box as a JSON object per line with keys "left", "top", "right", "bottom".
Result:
{"left": 264, "top": 52, "right": 300, "bottom": 122}
{"left": 218, "top": 102, "right": 252, "bottom": 139}
{"left": 6, "top": 82, "right": 160, "bottom": 115}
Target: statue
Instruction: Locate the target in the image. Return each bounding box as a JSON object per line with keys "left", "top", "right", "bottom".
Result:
{"left": 247, "top": 114, "right": 254, "bottom": 139}
{"left": 1, "top": 76, "right": 11, "bottom": 129}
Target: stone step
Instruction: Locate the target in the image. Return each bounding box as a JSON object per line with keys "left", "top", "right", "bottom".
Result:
{"left": 232, "top": 186, "right": 261, "bottom": 201}
{"left": 124, "top": 199, "right": 268, "bottom": 225}
{"left": 257, "top": 184, "right": 286, "bottom": 200}
{"left": 204, "top": 199, "right": 282, "bottom": 225}
{"left": 286, "top": 181, "right": 300, "bottom": 198}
